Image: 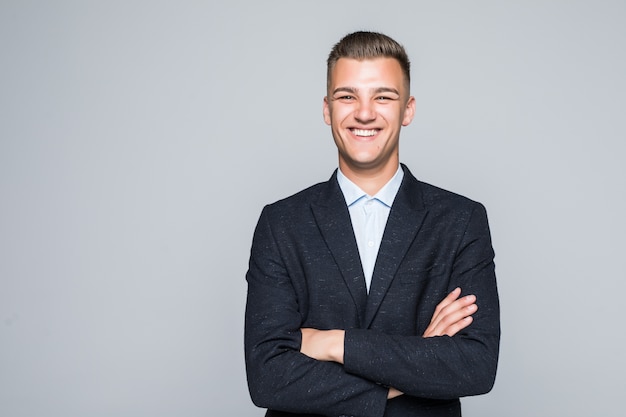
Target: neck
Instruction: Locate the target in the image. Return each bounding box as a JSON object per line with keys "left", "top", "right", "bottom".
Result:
{"left": 339, "top": 161, "right": 400, "bottom": 196}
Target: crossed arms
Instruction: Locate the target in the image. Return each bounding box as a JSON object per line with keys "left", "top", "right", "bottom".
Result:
{"left": 245, "top": 201, "right": 500, "bottom": 416}
{"left": 300, "top": 287, "right": 478, "bottom": 399}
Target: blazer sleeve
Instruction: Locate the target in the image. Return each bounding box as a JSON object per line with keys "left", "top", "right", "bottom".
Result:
{"left": 343, "top": 202, "right": 500, "bottom": 399}
{"left": 244, "top": 206, "right": 389, "bottom": 417}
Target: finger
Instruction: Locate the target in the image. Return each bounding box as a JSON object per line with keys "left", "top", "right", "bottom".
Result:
{"left": 435, "top": 287, "right": 461, "bottom": 312}
{"left": 430, "top": 292, "right": 475, "bottom": 330}
{"left": 431, "top": 302, "right": 477, "bottom": 336}
{"left": 429, "top": 288, "right": 462, "bottom": 326}
{"left": 441, "top": 315, "right": 474, "bottom": 337}
{"left": 424, "top": 300, "right": 478, "bottom": 337}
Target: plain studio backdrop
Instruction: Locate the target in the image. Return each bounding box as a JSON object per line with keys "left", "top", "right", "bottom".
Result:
{"left": 1, "top": 1, "right": 624, "bottom": 416}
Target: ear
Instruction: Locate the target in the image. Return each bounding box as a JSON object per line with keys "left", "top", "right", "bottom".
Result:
{"left": 323, "top": 96, "right": 331, "bottom": 126}
{"left": 402, "top": 96, "right": 416, "bottom": 126}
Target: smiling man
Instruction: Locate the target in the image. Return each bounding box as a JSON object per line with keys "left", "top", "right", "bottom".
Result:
{"left": 324, "top": 57, "right": 414, "bottom": 195}
{"left": 245, "top": 31, "right": 500, "bottom": 417}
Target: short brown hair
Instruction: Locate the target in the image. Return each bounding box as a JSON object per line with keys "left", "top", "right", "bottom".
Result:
{"left": 327, "top": 31, "right": 411, "bottom": 91}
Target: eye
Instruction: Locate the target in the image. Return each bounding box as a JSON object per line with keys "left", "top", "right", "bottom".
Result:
{"left": 376, "top": 96, "right": 393, "bottom": 101}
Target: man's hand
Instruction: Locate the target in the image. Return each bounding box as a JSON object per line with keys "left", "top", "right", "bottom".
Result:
{"left": 300, "top": 288, "right": 477, "bottom": 400}
{"left": 390, "top": 288, "right": 477, "bottom": 399}
{"left": 387, "top": 387, "right": 403, "bottom": 399}
{"left": 423, "top": 287, "right": 477, "bottom": 338}
{"left": 300, "top": 328, "right": 345, "bottom": 364}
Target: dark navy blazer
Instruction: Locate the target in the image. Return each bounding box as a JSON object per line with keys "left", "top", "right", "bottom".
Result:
{"left": 245, "top": 165, "right": 500, "bottom": 417}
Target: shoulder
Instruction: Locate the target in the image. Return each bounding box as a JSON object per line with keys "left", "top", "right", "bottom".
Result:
{"left": 420, "top": 180, "right": 487, "bottom": 223}
{"left": 256, "top": 174, "right": 336, "bottom": 225}
{"left": 402, "top": 165, "right": 483, "bottom": 210}
{"left": 266, "top": 180, "right": 327, "bottom": 211}
{"left": 400, "top": 166, "right": 489, "bottom": 228}
{"left": 419, "top": 180, "right": 481, "bottom": 208}
{"left": 251, "top": 176, "right": 337, "bottom": 243}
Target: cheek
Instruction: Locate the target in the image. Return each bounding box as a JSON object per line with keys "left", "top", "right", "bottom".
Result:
{"left": 378, "top": 107, "right": 402, "bottom": 123}
{"left": 329, "top": 109, "right": 351, "bottom": 127}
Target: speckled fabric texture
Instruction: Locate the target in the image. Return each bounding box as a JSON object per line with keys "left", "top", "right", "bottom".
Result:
{"left": 245, "top": 165, "right": 500, "bottom": 417}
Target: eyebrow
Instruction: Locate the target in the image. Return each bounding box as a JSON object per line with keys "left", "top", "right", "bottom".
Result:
{"left": 332, "top": 87, "right": 358, "bottom": 96}
{"left": 332, "top": 86, "right": 401, "bottom": 96}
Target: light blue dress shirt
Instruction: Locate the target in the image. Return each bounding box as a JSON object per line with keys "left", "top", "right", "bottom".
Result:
{"left": 337, "top": 166, "right": 404, "bottom": 292}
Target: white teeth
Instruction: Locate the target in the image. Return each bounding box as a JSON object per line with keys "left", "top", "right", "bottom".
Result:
{"left": 352, "top": 129, "right": 377, "bottom": 137}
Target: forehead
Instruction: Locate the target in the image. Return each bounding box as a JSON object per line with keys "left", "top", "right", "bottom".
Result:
{"left": 329, "top": 57, "right": 406, "bottom": 89}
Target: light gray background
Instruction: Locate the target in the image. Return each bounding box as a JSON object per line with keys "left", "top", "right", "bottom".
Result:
{"left": 1, "top": 1, "right": 625, "bottom": 416}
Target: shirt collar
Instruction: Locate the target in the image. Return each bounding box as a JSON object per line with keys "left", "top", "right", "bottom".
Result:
{"left": 337, "top": 165, "right": 404, "bottom": 208}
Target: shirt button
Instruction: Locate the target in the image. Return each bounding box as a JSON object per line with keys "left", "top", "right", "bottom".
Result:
{"left": 368, "top": 241, "right": 374, "bottom": 247}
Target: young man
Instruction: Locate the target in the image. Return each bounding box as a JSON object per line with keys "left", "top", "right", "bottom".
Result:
{"left": 245, "top": 31, "right": 500, "bottom": 417}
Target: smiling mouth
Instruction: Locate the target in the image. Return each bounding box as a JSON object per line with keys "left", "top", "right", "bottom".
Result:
{"left": 351, "top": 129, "right": 378, "bottom": 137}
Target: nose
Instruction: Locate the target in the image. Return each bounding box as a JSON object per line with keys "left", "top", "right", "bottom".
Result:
{"left": 354, "top": 100, "right": 376, "bottom": 123}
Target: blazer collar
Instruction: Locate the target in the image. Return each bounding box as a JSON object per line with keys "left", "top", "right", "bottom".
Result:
{"left": 311, "top": 170, "right": 368, "bottom": 325}
{"left": 364, "top": 165, "right": 427, "bottom": 327}
{"left": 311, "top": 165, "right": 428, "bottom": 328}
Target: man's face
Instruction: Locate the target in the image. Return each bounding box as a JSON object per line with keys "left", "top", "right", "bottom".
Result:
{"left": 323, "top": 57, "right": 415, "bottom": 176}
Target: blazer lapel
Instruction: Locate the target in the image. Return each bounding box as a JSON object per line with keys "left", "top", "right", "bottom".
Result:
{"left": 364, "top": 166, "right": 428, "bottom": 328}
{"left": 311, "top": 171, "right": 368, "bottom": 326}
